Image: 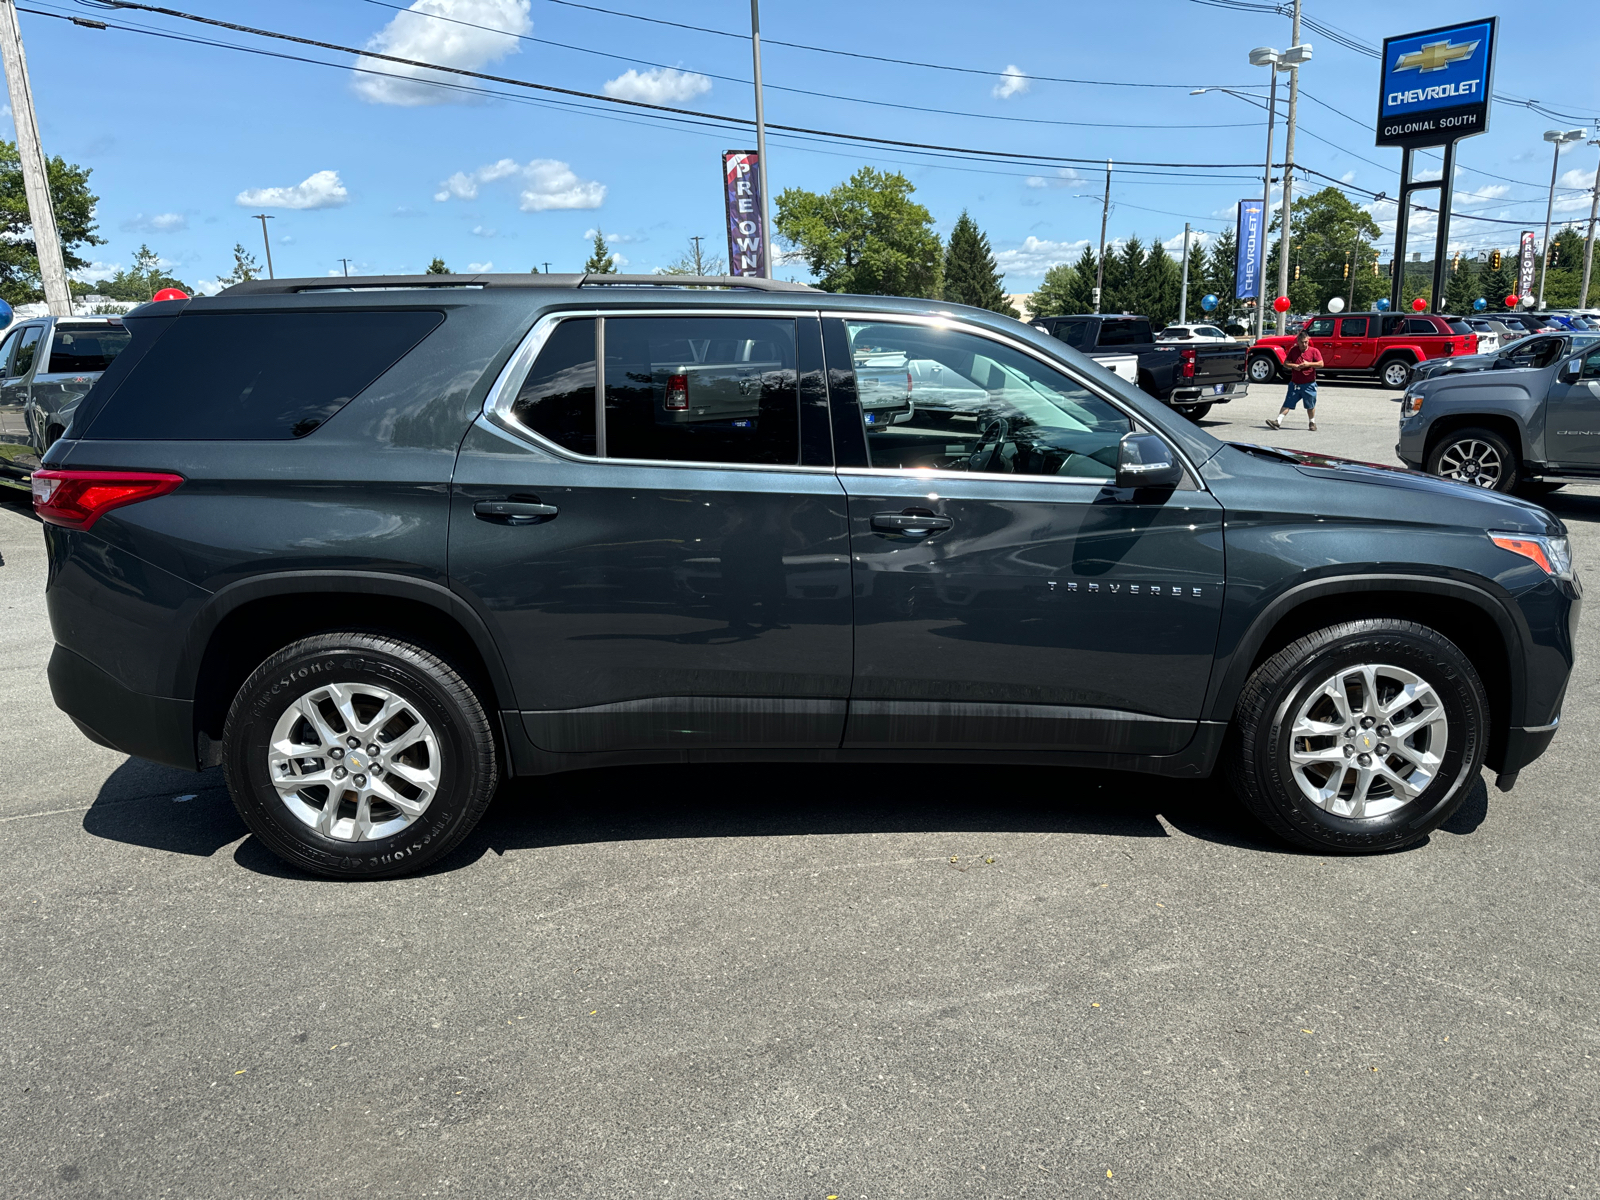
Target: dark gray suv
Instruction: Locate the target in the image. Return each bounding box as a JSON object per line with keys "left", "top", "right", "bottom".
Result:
{"left": 34, "top": 275, "right": 1580, "bottom": 877}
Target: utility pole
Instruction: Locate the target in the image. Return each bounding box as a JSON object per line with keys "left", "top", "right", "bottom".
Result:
{"left": 543, "top": 262, "right": 551, "bottom": 274}
{"left": 1178, "top": 222, "right": 1191, "bottom": 324}
{"left": 252, "top": 214, "right": 276, "bottom": 279}
{"left": 1274, "top": 0, "right": 1302, "bottom": 335}
{"left": 338, "top": 258, "right": 351, "bottom": 277}
{"left": 689, "top": 234, "right": 705, "bottom": 274}
{"left": 749, "top": 0, "right": 772, "bottom": 279}
{"left": 1257, "top": 67, "right": 1278, "bottom": 339}
{"left": 1582, "top": 137, "right": 1600, "bottom": 310}
{"left": 0, "top": 0, "right": 71, "bottom": 315}
{"left": 1095, "top": 159, "right": 1111, "bottom": 313}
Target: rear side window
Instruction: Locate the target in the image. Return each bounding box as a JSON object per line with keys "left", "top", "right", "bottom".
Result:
{"left": 1338, "top": 317, "right": 1369, "bottom": 337}
{"left": 602, "top": 316, "right": 798, "bottom": 465}
{"left": 512, "top": 317, "right": 596, "bottom": 456}
{"left": 84, "top": 310, "right": 443, "bottom": 440}
{"left": 1051, "top": 320, "right": 1091, "bottom": 349}
{"left": 1405, "top": 318, "right": 1438, "bottom": 334}
{"left": 1447, "top": 321, "right": 1472, "bottom": 335}
{"left": 1096, "top": 320, "right": 1151, "bottom": 346}
{"left": 48, "top": 324, "right": 131, "bottom": 374}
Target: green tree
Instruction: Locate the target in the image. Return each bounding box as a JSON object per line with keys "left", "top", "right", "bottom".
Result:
{"left": 1205, "top": 228, "right": 1241, "bottom": 326}
{"left": 584, "top": 231, "right": 617, "bottom": 274}
{"left": 1029, "top": 260, "right": 1079, "bottom": 319}
{"left": 425, "top": 257, "right": 450, "bottom": 275}
{"left": 941, "top": 210, "right": 1017, "bottom": 316}
{"left": 1443, "top": 256, "right": 1479, "bottom": 315}
{"left": 1141, "top": 238, "right": 1182, "bottom": 327}
{"left": 0, "top": 139, "right": 105, "bottom": 305}
{"left": 1476, "top": 254, "right": 1515, "bottom": 312}
{"left": 657, "top": 237, "right": 725, "bottom": 276}
{"left": 1552, "top": 225, "right": 1585, "bottom": 271}
{"left": 91, "top": 244, "right": 191, "bottom": 301}
{"left": 1268, "top": 187, "right": 1383, "bottom": 315}
{"left": 216, "top": 243, "right": 260, "bottom": 288}
{"left": 774, "top": 166, "right": 942, "bottom": 297}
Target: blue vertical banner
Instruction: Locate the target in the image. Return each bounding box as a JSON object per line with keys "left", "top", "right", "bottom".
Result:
{"left": 1235, "top": 199, "right": 1264, "bottom": 300}
{"left": 722, "top": 150, "right": 767, "bottom": 277}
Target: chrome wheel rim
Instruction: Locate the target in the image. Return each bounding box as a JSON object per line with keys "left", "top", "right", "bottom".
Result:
{"left": 1436, "top": 438, "right": 1503, "bottom": 488}
{"left": 268, "top": 682, "right": 441, "bottom": 842}
{"left": 1383, "top": 362, "right": 1409, "bottom": 386}
{"left": 1287, "top": 662, "right": 1449, "bottom": 819}
{"left": 1249, "top": 357, "right": 1275, "bottom": 382}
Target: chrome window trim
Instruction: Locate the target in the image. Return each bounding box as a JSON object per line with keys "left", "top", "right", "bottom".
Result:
{"left": 482, "top": 307, "right": 834, "bottom": 475}
{"left": 821, "top": 310, "right": 1206, "bottom": 489}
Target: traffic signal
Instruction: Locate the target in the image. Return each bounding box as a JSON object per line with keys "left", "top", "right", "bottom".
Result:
{"left": 1294, "top": 263, "right": 1300, "bottom": 281}
{"left": 1343, "top": 260, "right": 1349, "bottom": 279}
{"left": 1489, "top": 249, "right": 1502, "bottom": 270}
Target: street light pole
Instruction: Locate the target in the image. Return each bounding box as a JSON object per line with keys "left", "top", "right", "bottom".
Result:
{"left": 1273, "top": 0, "right": 1304, "bottom": 335}
{"left": 749, "top": 0, "right": 772, "bottom": 279}
{"left": 338, "top": 258, "right": 351, "bottom": 277}
{"left": 1581, "top": 137, "right": 1600, "bottom": 310}
{"left": 252, "top": 213, "right": 276, "bottom": 280}
{"left": 1095, "top": 159, "right": 1111, "bottom": 313}
{"left": 1539, "top": 128, "right": 1587, "bottom": 308}
{"left": 1178, "top": 222, "right": 1191, "bottom": 324}
{"left": 1257, "top": 65, "right": 1278, "bottom": 340}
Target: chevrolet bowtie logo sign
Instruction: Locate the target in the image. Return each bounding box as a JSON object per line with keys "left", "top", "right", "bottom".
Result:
{"left": 1394, "top": 38, "right": 1479, "bottom": 74}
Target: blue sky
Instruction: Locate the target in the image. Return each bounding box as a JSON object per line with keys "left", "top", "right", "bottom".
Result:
{"left": 12, "top": 0, "right": 1600, "bottom": 294}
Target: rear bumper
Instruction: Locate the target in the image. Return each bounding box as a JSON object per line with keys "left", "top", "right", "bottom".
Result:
{"left": 49, "top": 644, "right": 197, "bottom": 771}
{"left": 1171, "top": 381, "right": 1247, "bottom": 404}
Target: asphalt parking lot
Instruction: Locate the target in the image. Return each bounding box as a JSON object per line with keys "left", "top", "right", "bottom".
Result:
{"left": 2, "top": 381, "right": 1597, "bottom": 1198}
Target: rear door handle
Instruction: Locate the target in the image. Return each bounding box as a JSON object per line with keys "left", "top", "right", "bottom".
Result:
{"left": 474, "top": 499, "right": 558, "bottom": 525}
{"left": 871, "top": 508, "right": 953, "bottom": 537}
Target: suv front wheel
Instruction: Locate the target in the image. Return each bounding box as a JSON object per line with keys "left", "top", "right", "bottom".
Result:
{"left": 223, "top": 632, "right": 499, "bottom": 879}
{"left": 1226, "top": 619, "right": 1486, "bottom": 854}
{"left": 1426, "top": 427, "right": 1518, "bottom": 492}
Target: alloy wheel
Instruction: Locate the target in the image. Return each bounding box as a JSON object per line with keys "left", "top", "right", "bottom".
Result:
{"left": 1435, "top": 438, "right": 1503, "bottom": 488}
{"left": 1383, "top": 361, "right": 1411, "bottom": 387}
{"left": 1286, "top": 662, "right": 1449, "bottom": 819}
{"left": 1249, "top": 356, "right": 1276, "bottom": 383}
{"left": 267, "top": 681, "right": 441, "bottom": 841}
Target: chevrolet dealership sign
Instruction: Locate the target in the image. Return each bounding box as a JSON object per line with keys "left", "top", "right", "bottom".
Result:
{"left": 1377, "top": 19, "right": 1496, "bottom": 147}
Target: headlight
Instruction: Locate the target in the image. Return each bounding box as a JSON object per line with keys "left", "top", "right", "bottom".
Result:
{"left": 1401, "top": 389, "right": 1424, "bottom": 416}
{"left": 1489, "top": 532, "right": 1575, "bottom": 580}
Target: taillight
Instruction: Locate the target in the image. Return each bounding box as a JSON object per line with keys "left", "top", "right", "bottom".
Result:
{"left": 665, "top": 373, "right": 688, "bottom": 410}
{"left": 31, "top": 469, "right": 184, "bottom": 530}
{"left": 1180, "top": 347, "right": 1196, "bottom": 379}
{"left": 906, "top": 370, "right": 913, "bottom": 395}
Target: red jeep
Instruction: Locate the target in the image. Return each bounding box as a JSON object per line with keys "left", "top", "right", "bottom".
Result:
{"left": 1248, "top": 312, "right": 1477, "bottom": 389}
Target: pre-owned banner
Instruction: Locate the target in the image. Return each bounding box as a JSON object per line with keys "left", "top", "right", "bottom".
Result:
{"left": 722, "top": 151, "right": 767, "bottom": 277}
{"left": 1517, "top": 230, "right": 1537, "bottom": 300}
{"left": 1235, "top": 199, "right": 1264, "bottom": 300}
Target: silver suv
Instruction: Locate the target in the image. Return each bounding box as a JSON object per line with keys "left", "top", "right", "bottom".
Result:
{"left": 0, "top": 315, "right": 130, "bottom": 484}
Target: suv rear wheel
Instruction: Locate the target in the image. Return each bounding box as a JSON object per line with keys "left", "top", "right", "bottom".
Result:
{"left": 1426, "top": 427, "right": 1517, "bottom": 492}
{"left": 222, "top": 632, "right": 498, "bottom": 879}
{"left": 1247, "top": 354, "right": 1279, "bottom": 384}
{"left": 1379, "top": 357, "right": 1414, "bottom": 388}
{"left": 1226, "top": 619, "right": 1486, "bottom": 854}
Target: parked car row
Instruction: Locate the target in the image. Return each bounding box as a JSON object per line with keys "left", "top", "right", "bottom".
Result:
{"left": 1029, "top": 313, "right": 1250, "bottom": 419}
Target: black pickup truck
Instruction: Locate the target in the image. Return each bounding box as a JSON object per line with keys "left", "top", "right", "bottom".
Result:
{"left": 1030, "top": 314, "right": 1249, "bottom": 419}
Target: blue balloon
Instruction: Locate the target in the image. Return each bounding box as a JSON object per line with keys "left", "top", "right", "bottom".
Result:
{"left": 1375, "top": 298, "right": 1391, "bottom": 311}
{"left": 0, "top": 298, "right": 12, "bottom": 328}
{"left": 1200, "top": 293, "right": 1219, "bottom": 312}
{"left": 1472, "top": 297, "right": 1487, "bottom": 311}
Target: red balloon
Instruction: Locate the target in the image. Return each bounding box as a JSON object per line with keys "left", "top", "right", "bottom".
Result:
{"left": 1273, "top": 295, "right": 1291, "bottom": 313}
{"left": 151, "top": 287, "right": 189, "bottom": 302}
{"left": 1411, "top": 297, "right": 1427, "bottom": 312}
{"left": 1505, "top": 294, "right": 1519, "bottom": 308}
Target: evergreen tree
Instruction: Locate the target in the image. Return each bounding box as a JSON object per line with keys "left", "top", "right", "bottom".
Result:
{"left": 1443, "top": 257, "right": 1479, "bottom": 315}
{"left": 1552, "top": 225, "right": 1585, "bottom": 271}
{"left": 1029, "top": 260, "right": 1079, "bottom": 318}
{"left": 1100, "top": 235, "right": 1144, "bottom": 314}
{"left": 425, "top": 257, "right": 450, "bottom": 275}
{"left": 216, "top": 243, "right": 260, "bottom": 287}
{"left": 1477, "top": 254, "right": 1516, "bottom": 312}
{"left": 1063, "top": 245, "right": 1100, "bottom": 313}
{"left": 774, "top": 167, "right": 942, "bottom": 297}
{"left": 1206, "top": 228, "right": 1240, "bottom": 326}
{"left": 584, "top": 232, "right": 618, "bottom": 274}
{"left": 941, "top": 210, "right": 1018, "bottom": 316}
{"left": 1142, "top": 239, "right": 1182, "bottom": 328}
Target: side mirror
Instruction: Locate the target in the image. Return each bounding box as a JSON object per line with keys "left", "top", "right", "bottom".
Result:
{"left": 1559, "top": 359, "right": 1582, "bottom": 383}
{"left": 1116, "top": 431, "right": 1184, "bottom": 490}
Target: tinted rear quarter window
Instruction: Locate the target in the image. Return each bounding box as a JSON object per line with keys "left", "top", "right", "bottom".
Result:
{"left": 84, "top": 310, "right": 444, "bottom": 440}
{"left": 1096, "top": 320, "right": 1150, "bottom": 347}
{"left": 511, "top": 317, "right": 596, "bottom": 455}
{"left": 48, "top": 324, "right": 131, "bottom": 374}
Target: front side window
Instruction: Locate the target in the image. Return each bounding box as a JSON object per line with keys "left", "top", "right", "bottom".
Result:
{"left": 1580, "top": 346, "right": 1600, "bottom": 379}
{"left": 1339, "top": 317, "right": 1369, "bottom": 337}
{"left": 602, "top": 316, "right": 798, "bottom": 465}
{"left": 47, "top": 324, "right": 131, "bottom": 374}
{"left": 1305, "top": 317, "right": 1336, "bottom": 337}
{"left": 11, "top": 325, "right": 43, "bottom": 377}
{"left": 0, "top": 327, "right": 23, "bottom": 376}
{"left": 843, "top": 320, "right": 1132, "bottom": 480}
{"left": 1197, "top": 326, "right": 1225, "bottom": 338}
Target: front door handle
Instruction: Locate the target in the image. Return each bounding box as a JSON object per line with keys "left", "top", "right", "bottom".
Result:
{"left": 474, "top": 498, "right": 558, "bottom": 525}
{"left": 871, "top": 508, "right": 953, "bottom": 537}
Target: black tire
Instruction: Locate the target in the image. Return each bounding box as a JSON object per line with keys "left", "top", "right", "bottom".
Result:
{"left": 1179, "top": 402, "right": 1214, "bottom": 421}
{"left": 1425, "top": 426, "right": 1519, "bottom": 493}
{"left": 1247, "top": 354, "right": 1280, "bottom": 384}
{"left": 222, "top": 632, "right": 498, "bottom": 879}
{"left": 1225, "top": 619, "right": 1487, "bottom": 854}
{"left": 1515, "top": 481, "right": 1565, "bottom": 498}
{"left": 1378, "top": 356, "right": 1414, "bottom": 389}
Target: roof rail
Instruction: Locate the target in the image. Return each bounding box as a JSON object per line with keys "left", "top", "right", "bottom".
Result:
{"left": 220, "top": 273, "right": 821, "bottom": 296}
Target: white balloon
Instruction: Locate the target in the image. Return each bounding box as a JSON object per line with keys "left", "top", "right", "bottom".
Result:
{"left": 1520, "top": 295, "right": 1535, "bottom": 308}
{"left": 1327, "top": 296, "right": 1346, "bottom": 313}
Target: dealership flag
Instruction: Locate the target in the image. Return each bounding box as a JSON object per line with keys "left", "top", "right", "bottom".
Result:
{"left": 723, "top": 151, "right": 767, "bottom": 277}
{"left": 1235, "top": 199, "right": 1264, "bottom": 300}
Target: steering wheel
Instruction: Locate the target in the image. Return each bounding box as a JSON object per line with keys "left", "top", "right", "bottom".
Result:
{"left": 967, "top": 417, "right": 1015, "bottom": 473}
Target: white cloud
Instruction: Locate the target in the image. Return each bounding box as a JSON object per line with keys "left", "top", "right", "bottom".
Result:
{"left": 1023, "top": 168, "right": 1082, "bottom": 191}
{"left": 1555, "top": 166, "right": 1597, "bottom": 213}
{"left": 467, "top": 260, "right": 493, "bottom": 272}
{"left": 191, "top": 278, "right": 226, "bottom": 297}
{"left": 434, "top": 157, "right": 604, "bottom": 211}
{"left": 1163, "top": 230, "right": 1212, "bottom": 253}
{"left": 602, "top": 67, "right": 711, "bottom": 105}
{"left": 1340, "top": 170, "right": 1357, "bottom": 184}
{"left": 993, "top": 64, "right": 1029, "bottom": 100}
{"left": 583, "top": 227, "right": 643, "bottom": 244}
{"left": 353, "top": 0, "right": 532, "bottom": 106}
{"left": 120, "top": 212, "right": 188, "bottom": 234}
{"left": 993, "top": 235, "right": 1089, "bottom": 276}
{"left": 70, "top": 259, "right": 121, "bottom": 282}
{"left": 1453, "top": 183, "right": 1510, "bottom": 208}
{"left": 470, "top": 225, "right": 497, "bottom": 237}
{"left": 236, "top": 170, "right": 349, "bottom": 210}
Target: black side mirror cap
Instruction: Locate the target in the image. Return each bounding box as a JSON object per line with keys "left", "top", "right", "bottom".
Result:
{"left": 1116, "top": 431, "right": 1184, "bottom": 490}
